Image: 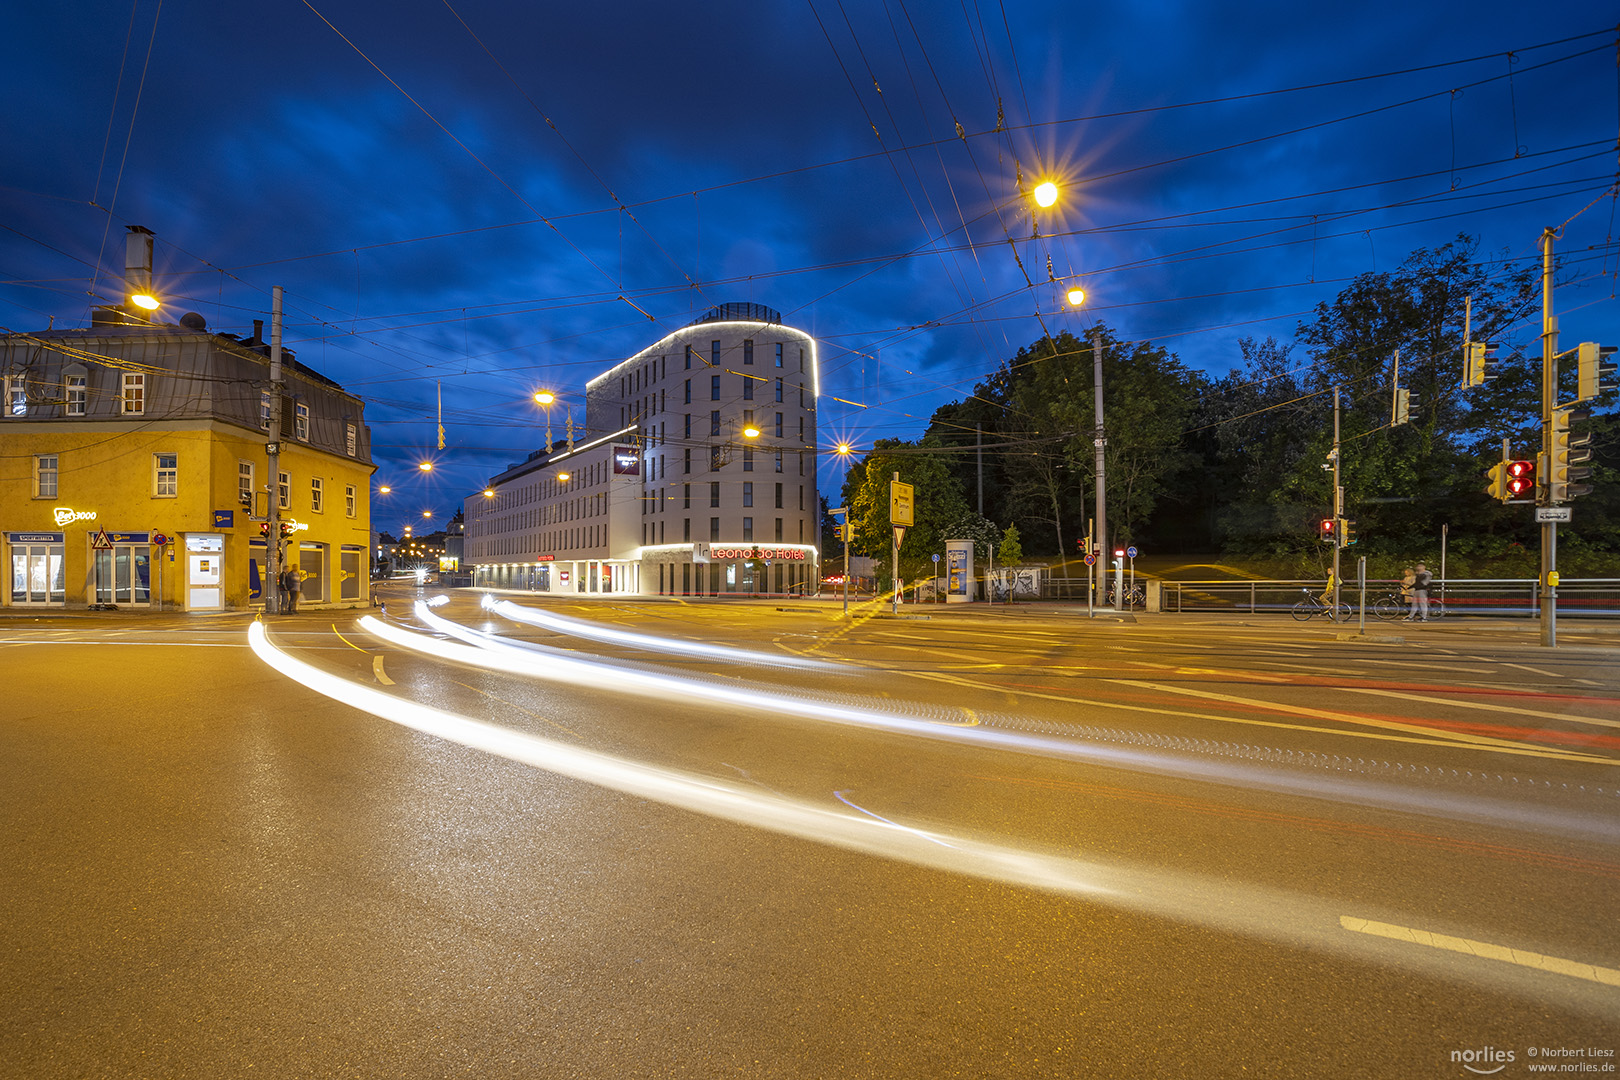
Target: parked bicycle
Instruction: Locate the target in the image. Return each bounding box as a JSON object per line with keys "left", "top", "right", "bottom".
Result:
{"left": 1104, "top": 584, "right": 1145, "bottom": 609}
{"left": 1292, "top": 587, "right": 1351, "bottom": 622}
{"left": 1372, "top": 590, "right": 1445, "bottom": 621}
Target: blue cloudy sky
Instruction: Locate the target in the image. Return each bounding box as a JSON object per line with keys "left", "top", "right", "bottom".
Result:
{"left": 2, "top": 1, "right": 1614, "bottom": 528}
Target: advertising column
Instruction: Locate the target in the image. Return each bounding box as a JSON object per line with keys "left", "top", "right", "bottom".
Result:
{"left": 945, "top": 539, "right": 974, "bottom": 604}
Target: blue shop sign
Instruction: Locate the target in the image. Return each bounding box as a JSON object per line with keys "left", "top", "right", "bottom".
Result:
{"left": 106, "top": 532, "right": 150, "bottom": 544}
{"left": 7, "top": 532, "right": 65, "bottom": 543}
{"left": 213, "top": 510, "right": 234, "bottom": 529}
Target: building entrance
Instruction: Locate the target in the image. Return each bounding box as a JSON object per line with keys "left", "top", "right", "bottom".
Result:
{"left": 8, "top": 533, "right": 66, "bottom": 605}
{"left": 93, "top": 540, "right": 151, "bottom": 606}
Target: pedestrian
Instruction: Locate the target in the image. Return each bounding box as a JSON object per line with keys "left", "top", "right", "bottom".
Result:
{"left": 281, "top": 566, "right": 301, "bottom": 614}
{"left": 1400, "top": 566, "right": 1416, "bottom": 620}
{"left": 1411, "top": 562, "right": 1432, "bottom": 622}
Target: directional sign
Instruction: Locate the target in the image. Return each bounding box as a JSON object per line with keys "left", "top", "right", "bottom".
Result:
{"left": 1126, "top": 545, "right": 1139, "bottom": 558}
{"left": 889, "top": 480, "right": 914, "bottom": 527}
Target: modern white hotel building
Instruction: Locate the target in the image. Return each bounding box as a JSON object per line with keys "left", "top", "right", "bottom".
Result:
{"left": 465, "top": 303, "right": 820, "bottom": 597}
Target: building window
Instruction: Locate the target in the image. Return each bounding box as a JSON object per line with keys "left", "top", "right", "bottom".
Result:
{"left": 260, "top": 390, "right": 271, "bottom": 430}
{"left": 774, "top": 482, "right": 783, "bottom": 509}
{"left": 712, "top": 340, "right": 720, "bottom": 367}
{"left": 742, "top": 517, "right": 753, "bottom": 542}
{"left": 685, "top": 344, "right": 692, "bottom": 369}
{"left": 775, "top": 412, "right": 784, "bottom": 438}
{"left": 66, "top": 375, "right": 86, "bottom": 416}
{"left": 122, "top": 374, "right": 144, "bottom": 415}
{"left": 743, "top": 339, "right": 754, "bottom": 365}
{"left": 743, "top": 482, "right": 753, "bottom": 507}
{"left": 775, "top": 518, "right": 783, "bottom": 542}
{"left": 683, "top": 447, "right": 691, "bottom": 474}
{"left": 743, "top": 447, "right": 753, "bottom": 472}
{"left": 710, "top": 482, "right": 720, "bottom": 508}
{"left": 153, "top": 453, "right": 177, "bottom": 497}
{"left": 710, "top": 517, "right": 720, "bottom": 541}
{"left": 683, "top": 483, "right": 691, "bottom": 509}
{"left": 295, "top": 402, "right": 309, "bottom": 441}
{"left": 710, "top": 446, "right": 722, "bottom": 471}
{"left": 710, "top": 410, "right": 721, "bottom": 436}
{"left": 684, "top": 379, "right": 691, "bottom": 404}
{"left": 346, "top": 484, "right": 357, "bottom": 517}
{"left": 775, "top": 378, "right": 784, "bottom": 403}
{"left": 799, "top": 485, "right": 805, "bottom": 511}
{"left": 711, "top": 374, "right": 721, "bottom": 401}
{"left": 743, "top": 376, "right": 754, "bottom": 401}
{"left": 684, "top": 518, "right": 691, "bottom": 541}
{"left": 684, "top": 413, "right": 692, "bottom": 438}
{"left": 346, "top": 424, "right": 357, "bottom": 457}
{"left": 311, "top": 477, "right": 324, "bottom": 513}
{"left": 774, "top": 451, "right": 783, "bottom": 473}
{"left": 799, "top": 416, "right": 805, "bottom": 441}
{"left": 278, "top": 470, "right": 290, "bottom": 510}
{"left": 34, "top": 454, "right": 57, "bottom": 498}
{"left": 799, "top": 347, "right": 806, "bottom": 371}
{"left": 6, "top": 375, "right": 27, "bottom": 416}
{"left": 239, "top": 461, "right": 254, "bottom": 507}
{"left": 775, "top": 343, "right": 783, "bottom": 368}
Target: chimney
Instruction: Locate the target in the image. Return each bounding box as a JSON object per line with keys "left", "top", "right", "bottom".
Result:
{"left": 252, "top": 319, "right": 264, "bottom": 343}
{"left": 124, "top": 225, "right": 155, "bottom": 322}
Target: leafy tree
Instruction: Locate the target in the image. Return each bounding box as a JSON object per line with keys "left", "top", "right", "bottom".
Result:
{"left": 997, "top": 524, "right": 1025, "bottom": 566}
{"left": 840, "top": 434, "right": 969, "bottom": 582}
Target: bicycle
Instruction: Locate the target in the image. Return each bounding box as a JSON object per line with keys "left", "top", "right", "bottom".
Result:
{"left": 1371, "top": 591, "right": 1446, "bottom": 621}
{"left": 1104, "top": 583, "right": 1145, "bottom": 609}
{"left": 1292, "top": 587, "right": 1351, "bottom": 622}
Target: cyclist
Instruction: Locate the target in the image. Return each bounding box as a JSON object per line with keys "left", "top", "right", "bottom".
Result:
{"left": 1319, "top": 569, "right": 1337, "bottom": 607}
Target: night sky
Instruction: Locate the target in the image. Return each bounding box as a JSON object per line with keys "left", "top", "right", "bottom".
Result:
{"left": 3, "top": 1, "right": 1615, "bottom": 534}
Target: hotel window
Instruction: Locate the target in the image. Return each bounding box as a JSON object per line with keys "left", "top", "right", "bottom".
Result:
{"left": 684, "top": 518, "right": 691, "bottom": 541}
{"left": 775, "top": 343, "right": 783, "bottom": 368}
{"left": 775, "top": 518, "right": 783, "bottom": 542}
{"left": 346, "top": 484, "right": 357, "bottom": 518}
{"left": 5, "top": 374, "right": 27, "bottom": 416}
{"left": 278, "top": 470, "right": 290, "bottom": 510}
{"left": 743, "top": 339, "right": 754, "bottom": 365}
{"left": 712, "top": 340, "right": 720, "bottom": 366}
{"left": 743, "top": 447, "right": 753, "bottom": 472}
{"left": 684, "top": 413, "right": 692, "bottom": 438}
{"left": 775, "top": 412, "right": 783, "bottom": 438}
{"left": 684, "top": 447, "right": 691, "bottom": 474}
{"left": 122, "top": 373, "right": 144, "bottom": 415}
{"left": 799, "top": 347, "right": 806, "bottom": 371}
{"left": 710, "top": 517, "right": 720, "bottom": 541}
{"left": 346, "top": 423, "right": 357, "bottom": 457}
{"left": 774, "top": 451, "right": 783, "bottom": 473}
{"left": 799, "top": 416, "right": 805, "bottom": 441}
{"left": 685, "top": 344, "right": 692, "bottom": 369}
{"left": 743, "top": 375, "right": 754, "bottom": 401}
{"left": 34, "top": 454, "right": 57, "bottom": 498}
{"left": 683, "top": 483, "right": 691, "bottom": 509}
{"left": 684, "top": 379, "right": 691, "bottom": 404}
{"left": 710, "top": 410, "right": 721, "bottom": 436}
{"left": 799, "top": 485, "right": 805, "bottom": 510}
{"left": 66, "top": 374, "right": 86, "bottom": 416}
{"left": 710, "top": 482, "right": 720, "bottom": 508}
{"left": 743, "top": 482, "right": 753, "bottom": 507}
{"left": 743, "top": 517, "right": 753, "bottom": 542}
{"left": 239, "top": 461, "right": 254, "bottom": 507}
{"left": 295, "top": 402, "right": 309, "bottom": 441}
{"left": 711, "top": 374, "right": 721, "bottom": 401}
{"left": 154, "top": 453, "right": 178, "bottom": 497}
{"left": 311, "top": 477, "right": 324, "bottom": 513}
{"left": 775, "top": 378, "right": 783, "bottom": 403}
{"left": 710, "top": 446, "right": 722, "bottom": 471}
{"left": 774, "top": 482, "right": 783, "bottom": 509}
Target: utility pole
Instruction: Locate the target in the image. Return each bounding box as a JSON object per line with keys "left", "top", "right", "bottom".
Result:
{"left": 1092, "top": 327, "right": 1108, "bottom": 607}
{"left": 265, "top": 286, "right": 284, "bottom": 617}
{"left": 1539, "top": 227, "right": 1558, "bottom": 647}
{"left": 976, "top": 424, "right": 983, "bottom": 517}
{"left": 1332, "top": 386, "right": 1342, "bottom": 616}
{"left": 892, "top": 470, "right": 901, "bottom": 615}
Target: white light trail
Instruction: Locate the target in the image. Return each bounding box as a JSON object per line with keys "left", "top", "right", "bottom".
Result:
{"left": 487, "top": 598, "right": 839, "bottom": 670}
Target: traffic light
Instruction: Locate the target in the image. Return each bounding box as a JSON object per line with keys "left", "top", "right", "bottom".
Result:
{"left": 1549, "top": 408, "right": 1593, "bottom": 502}
{"left": 1339, "top": 518, "right": 1357, "bottom": 547}
{"left": 1319, "top": 518, "right": 1336, "bottom": 543}
{"left": 1486, "top": 462, "right": 1508, "bottom": 502}
{"left": 1576, "top": 342, "right": 1617, "bottom": 402}
{"left": 1505, "top": 459, "right": 1535, "bottom": 499}
{"left": 259, "top": 521, "right": 295, "bottom": 538}
{"left": 1462, "top": 341, "right": 1497, "bottom": 389}
{"left": 1392, "top": 388, "right": 1412, "bottom": 426}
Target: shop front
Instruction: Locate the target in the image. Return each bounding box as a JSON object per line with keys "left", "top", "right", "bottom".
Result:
{"left": 7, "top": 532, "right": 66, "bottom": 606}
{"left": 93, "top": 531, "right": 153, "bottom": 607}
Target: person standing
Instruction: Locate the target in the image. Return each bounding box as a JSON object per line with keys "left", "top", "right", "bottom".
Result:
{"left": 1411, "top": 562, "right": 1432, "bottom": 622}
{"left": 281, "top": 566, "right": 301, "bottom": 614}
{"left": 1400, "top": 567, "right": 1416, "bottom": 620}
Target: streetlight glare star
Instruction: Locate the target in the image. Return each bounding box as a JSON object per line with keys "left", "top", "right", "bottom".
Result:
{"left": 533, "top": 390, "right": 555, "bottom": 406}
{"left": 129, "top": 293, "right": 161, "bottom": 311}
{"left": 418, "top": 461, "right": 433, "bottom": 472}
{"left": 1033, "top": 181, "right": 1058, "bottom": 208}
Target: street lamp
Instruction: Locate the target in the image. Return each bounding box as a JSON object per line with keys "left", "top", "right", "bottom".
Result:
{"left": 379, "top": 484, "right": 392, "bottom": 494}
{"left": 534, "top": 389, "right": 557, "bottom": 452}
{"left": 556, "top": 472, "right": 570, "bottom": 483}
{"left": 418, "top": 461, "right": 433, "bottom": 473}
{"left": 1066, "top": 285, "right": 1086, "bottom": 307}
{"left": 1033, "top": 181, "right": 1058, "bottom": 208}
{"left": 743, "top": 423, "right": 761, "bottom": 439}
{"left": 129, "top": 292, "right": 161, "bottom": 311}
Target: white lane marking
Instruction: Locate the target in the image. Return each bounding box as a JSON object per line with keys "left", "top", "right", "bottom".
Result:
{"left": 1339, "top": 916, "right": 1620, "bottom": 988}
{"left": 1502, "top": 662, "right": 1561, "bottom": 678}
{"left": 372, "top": 655, "right": 394, "bottom": 685}
{"left": 1337, "top": 686, "right": 1620, "bottom": 731}
{"left": 0, "top": 639, "right": 243, "bottom": 647}
{"left": 1351, "top": 657, "right": 1496, "bottom": 673}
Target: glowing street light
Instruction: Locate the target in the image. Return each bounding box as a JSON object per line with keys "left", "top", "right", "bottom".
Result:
{"left": 1066, "top": 285, "right": 1086, "bottom": 307}
{"left": 379, "top": 485, "right": 391, "bottom": 494}
{"left": 557, "top": 472, "right": 570, "bottom": 483}
{"left": 482, "top": 488, "right": 496, "bottom": 498}
{"left": 534, "top": 389, "right": 557, "bottom": 452}
{"left": 743, "top": 424, "right": 761, "bottom": 439}
{"left": 129, "top": 292, "right": 161, "bottom": 311}
{"left": 1033, "top": 181, "right": 1058, "bottom": 208}
{"left": 422, "top": 510, "right": 433, "bottom": 519}
{"left": 418, "top": 461, "right": 433, "bottom": 472}
{"left": 835, "top": 442, "right": 853, "bottom": 456}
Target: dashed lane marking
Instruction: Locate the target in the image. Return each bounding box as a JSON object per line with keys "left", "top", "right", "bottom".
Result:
{"left": 1338, "top": 916, "right": 1620, "bottom": 988}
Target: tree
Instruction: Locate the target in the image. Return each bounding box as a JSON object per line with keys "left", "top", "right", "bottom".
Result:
{"left": 839, "top": 435, "right": 970, "bottom": 583}
{"left": 997, "top": 524, "right": 1024, "bottom": 566}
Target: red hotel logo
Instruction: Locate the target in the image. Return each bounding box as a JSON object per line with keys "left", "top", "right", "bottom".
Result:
{"left": 710, "top": 546, "right": 806, "bottom": 561}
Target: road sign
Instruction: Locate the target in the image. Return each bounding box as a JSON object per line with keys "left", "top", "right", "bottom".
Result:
{"left": 889, "top": 480, "right": 914, "bottom": 526}
{"left": 91, "top": 529, "right": 112, "bottom": 550}
{"left": 892, "top": 526, "right": 907, "bottom": 548}
{"left": 1535, "top": 506, "right": 1573, "bottom": 523}
{"left": 932, "top": 553, "right": 940, "bottom": 563}
{"left": 1083, "top": 553, "right": 1096, "bottom": 566}
{"left": 1126, "top": 545, "right": 1139, "bottom": 558}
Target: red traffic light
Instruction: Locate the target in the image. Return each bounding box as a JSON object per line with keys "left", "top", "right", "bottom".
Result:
{"left": 1319, "top": 518, "right": 1336, "bottom": 534}
{"left": 1506, "top": 458, "right": 1535, "bottom": 497}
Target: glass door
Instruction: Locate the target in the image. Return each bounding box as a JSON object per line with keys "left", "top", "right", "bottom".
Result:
{"left": 11, "top": 544, "right": 65, "bottom": 604}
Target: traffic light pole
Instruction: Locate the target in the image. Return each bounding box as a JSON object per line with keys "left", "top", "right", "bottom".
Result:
{"left": 265, "top": 286, "right": 284, "bottom": 617}
{"left": 1539, "top": 228, "right": 1558, "bottom": 648}
{"left": 1332, "top": 386, "right": 1342, "bottom": 615}
{"left": 1092, "top": 327, "right": 1109, "bottom": 608}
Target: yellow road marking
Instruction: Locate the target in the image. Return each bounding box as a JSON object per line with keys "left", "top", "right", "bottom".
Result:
{"left": 451, "top": 680, "right": 582, "bottom": 739}
{"left": 371, "top": 656, "right": 394, "bottom": 685}
{"left": 1338, "top": 916, "right": 1620, "bottom": 987}
{"left": 332, "top": 624, "right": 368, "bottom": 652}
{"left": 1336, "top": 686, "right": 1620, "bottom": 731}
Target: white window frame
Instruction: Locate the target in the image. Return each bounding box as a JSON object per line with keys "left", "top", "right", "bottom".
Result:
{"left": 65, "top": 374, "right": 86, "bottom": 416}
{"left": 6, "top": 374, "right": 27, "bottom": 417}
{"left": 34, "top": 454, "right": 58, "bottom": 499}
{"left": 239, "top": 461, "right": 254, "bottom": 508}
{"left": 259, "top": 390, "right": 271, "bottom": 431}
{"left": 153, "top": 452, "right": 177, "bottom": 497}
{"left": 345, "top": 423, "right": 356, "bottom": 457}
{"left": 310, "top": 476, "right": 323, "bottom": 513}
{"left": 122, "top": 373, "right": 145, "bottom": 416}
{"left": 294, "top": 402, "right": 309, "bottom": 441}
{"left": 278, "top": 470, "right": 290, "bottom": 510}
{"left": 345, "top": 484, "right": 357, "bottom": 518}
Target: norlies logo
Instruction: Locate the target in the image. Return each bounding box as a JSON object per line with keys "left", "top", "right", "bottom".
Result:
{"left": 1452, "top": 1046, "right": 1515, "bottom": 1075}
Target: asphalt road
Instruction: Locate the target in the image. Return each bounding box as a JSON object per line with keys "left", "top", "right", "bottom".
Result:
{"left": 2, "top": 586, "right": 1616, "bottom": 1078}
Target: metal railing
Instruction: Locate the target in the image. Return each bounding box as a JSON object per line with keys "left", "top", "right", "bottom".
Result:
{"left": 1150, "top": 578, "right": 1620, "bottom": 618}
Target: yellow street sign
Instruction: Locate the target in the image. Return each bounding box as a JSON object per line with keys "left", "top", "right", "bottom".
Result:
{"left": 890, "top": 480, "right": 914, "bottom": 526}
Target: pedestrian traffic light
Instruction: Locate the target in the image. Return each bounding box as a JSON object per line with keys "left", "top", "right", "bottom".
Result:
{"left": 1505, "top": 459, "right": 1535, "bottom": 499}
{"left": 259, "top": 521, "right": 295, "bottom": 538}
{"left": 1549, "top": 407, "right": 1593, "bottom": 502}
{"left": 1576, "top": 342, "right": 1617, "bottom": 402}
{"left": 1486, "top": 462, "right": 1508, "bottom": 501}
{"left": 1319, "top": 518, "right": 1336, "bottom": 543}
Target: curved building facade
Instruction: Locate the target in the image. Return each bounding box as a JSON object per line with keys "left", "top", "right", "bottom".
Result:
{"left": 466, "top": 304, "right": 819, "bottom": 596}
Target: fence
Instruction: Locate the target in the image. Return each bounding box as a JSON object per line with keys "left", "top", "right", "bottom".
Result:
{"left": 1138, "top": 578, "right": 1620, "bottom": 618}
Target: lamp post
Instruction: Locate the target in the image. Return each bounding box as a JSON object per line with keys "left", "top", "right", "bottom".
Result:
{"left": 534, "top": 390, "right": 556, "bottom": 453}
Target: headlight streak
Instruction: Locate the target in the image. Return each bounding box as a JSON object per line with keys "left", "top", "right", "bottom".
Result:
{"left": 488, "top": 599, "right": 839, "bottom": 671}
{"left": 249, "top": 621, "right": 1620, "bottom": 1011}
{"left": 374, "top": 606, "right": 1620, "bottom": 847}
